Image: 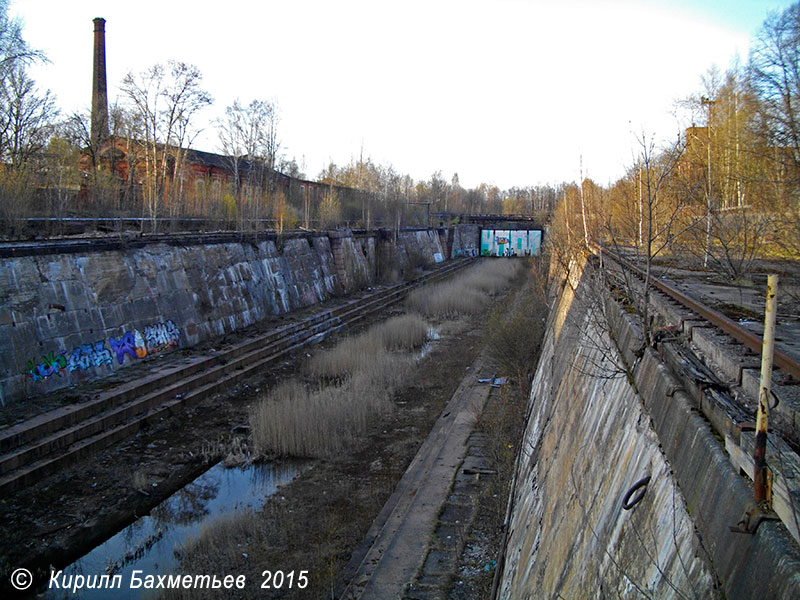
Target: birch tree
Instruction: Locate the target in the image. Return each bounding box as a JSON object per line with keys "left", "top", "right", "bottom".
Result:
{"left": 749, "top": 1, "right": 800, "bottom": 178}
{"left": 121, "top": 61, "right": 211, "bottom": 230}
{"left": 217, "top": 98, "right": 279, "bottom": 227}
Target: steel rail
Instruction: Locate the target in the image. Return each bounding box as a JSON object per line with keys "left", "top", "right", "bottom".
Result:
{"left": 600, "top": 247, "right": 800, "bottom": 382}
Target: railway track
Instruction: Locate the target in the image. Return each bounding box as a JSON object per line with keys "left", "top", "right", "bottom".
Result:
{"left": 0, "top": 258, "right": 475, "bottom": 496}
{"left": 598, "top": 247, "right": 800, "bottom": 542}
{"left": 600, "top": 247, "right": 800, "bottom": 381}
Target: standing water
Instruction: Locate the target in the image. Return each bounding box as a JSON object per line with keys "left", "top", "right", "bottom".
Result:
{"left": 44, "top": 461, "right": 298, "bottom": 599}
{"left": 416, "top": 327, "right": 441, "bottom": 361}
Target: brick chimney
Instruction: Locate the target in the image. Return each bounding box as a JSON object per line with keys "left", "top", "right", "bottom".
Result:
{"left": 91, "top": 17, "right": 109, "bottom": 153}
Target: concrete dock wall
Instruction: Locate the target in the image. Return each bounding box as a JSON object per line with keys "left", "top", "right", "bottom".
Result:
{"left": 499, "top": 256, "right": 800, "bottom": 598}
{"left": 0, "top": 226, "right": 477, "bottom": 404}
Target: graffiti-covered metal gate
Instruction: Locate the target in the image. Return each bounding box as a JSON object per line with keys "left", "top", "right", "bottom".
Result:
{"left": 480, "top": 229, "right": 541, "bottom": 257}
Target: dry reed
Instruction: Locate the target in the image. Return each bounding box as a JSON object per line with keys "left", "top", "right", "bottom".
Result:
{"left": 406, "top": 259, "right": 521, "bottom": 317}
{"left": 251, "top": 313, "right": 427, "bottom": 458}
{"left": 372, "top": 314, "right": 430, "bottom": 351}
{"left": 307, "top": 314, "right": 428, "bottom": 379}
{"left": 249, "top": 375, "right": 398, "bottom": 457}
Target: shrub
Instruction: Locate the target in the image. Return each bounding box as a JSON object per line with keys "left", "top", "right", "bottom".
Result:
{"left": 484, "top": 260, "right": 548, "bottom": 397}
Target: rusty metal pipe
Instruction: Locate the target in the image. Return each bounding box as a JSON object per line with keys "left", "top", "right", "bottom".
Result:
{"left": 754, "top": 275, "right": 778, "bottom": 503}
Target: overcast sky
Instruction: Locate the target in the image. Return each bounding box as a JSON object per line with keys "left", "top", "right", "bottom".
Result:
{"left": 10, "top": 0, "right": 797, "bottom": 189}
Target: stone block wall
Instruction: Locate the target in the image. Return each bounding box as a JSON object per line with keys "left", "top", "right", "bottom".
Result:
{"left": 0, "top": 226, "right": 480, "bottom": 405}
{"left": 449, "top": 224, "right": 480, "bottom": 257}
{"left": 1, "top": 235, "right": 338, "bottom": 403}
{"left": 328, "top": 230, "right": 373, "bottom": 295}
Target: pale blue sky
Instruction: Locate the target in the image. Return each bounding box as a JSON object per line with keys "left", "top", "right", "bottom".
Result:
{"left": 10, "top": 0, "right": 798, "bottom": 189}
{"left": 661, "top": 0, "right": 788, "bottom": 34}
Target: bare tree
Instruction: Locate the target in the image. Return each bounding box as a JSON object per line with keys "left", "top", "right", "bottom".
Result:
{"left": 216, "top": 98, "right": 279, "bottom": 227}
{"left": 121, "top": 61, "right": 211, "bottom": 230}
{"left": 159, "top": 61, "right": 212, "bottom": 219}
{"left": 0, "top": 66, "right": 57, "bottom": 166}
{"left": 0, "top": 0, "right": 44, "bottom": 81}
{"left": 318, "top": 184, "right": 341, "bottom": 229}
{"left": 749, "top": 1, "right": 800, "bottom": 179}
{"left": 602, "top": 132, "right": 688, "bottom": 343}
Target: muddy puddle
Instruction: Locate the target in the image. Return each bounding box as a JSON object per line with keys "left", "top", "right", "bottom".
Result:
{"left": 43, "top": 461, "right": 299, "bottom": 599}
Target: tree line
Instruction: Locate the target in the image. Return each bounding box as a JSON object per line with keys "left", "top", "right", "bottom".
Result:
{"left": 0, "top": 4, "right": 558, "bottom": 237}
{"left": 552, "top": 2, "right": 800, "bottom": 280}
{"left": 3, "top": 2, "right": 796, "bottom": 245}
{"left": 546, "top": 2, "right": 800, "bottom": 349}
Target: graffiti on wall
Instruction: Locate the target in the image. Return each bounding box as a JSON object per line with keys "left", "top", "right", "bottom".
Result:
{"left": 453, "top": 248, "right": 479, "bottom": 257}
{"left": 25, "top": 320, "right": 180, "bottom": 383}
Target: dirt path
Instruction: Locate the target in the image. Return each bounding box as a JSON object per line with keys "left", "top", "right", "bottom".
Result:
{"left": 340, "top": 356, "right": 493, "bottom": 599}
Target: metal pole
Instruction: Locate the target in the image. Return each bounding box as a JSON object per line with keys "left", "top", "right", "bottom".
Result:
{"left": 754, "top": 274, "right": 778, "bottom": 504}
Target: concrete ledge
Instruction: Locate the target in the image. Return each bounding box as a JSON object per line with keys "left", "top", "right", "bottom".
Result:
{"left": 682, "top": 320, "right": 710, "bottom": 337}
{"left": 603, "top": 294, "right": 643, "bottom": 369}
{"left": 635, "top": 349, "right": 800, "bottom": 599}
{"left": 648, "top": 286, "right": 698, "bottom": 330}
{"left": 727, "top": 431, "right": 800, "bottom": 544}
{"left": 741, "top": 368, "right": 800, "bottom": 443}
{"left": 691, "top": 327, "right": 760, "bottom": 385}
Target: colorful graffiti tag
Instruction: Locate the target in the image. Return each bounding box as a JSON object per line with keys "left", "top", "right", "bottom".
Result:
{"left": 453, "top": 248, "right": 480, "bottom": 258}
{"left": 25, "top": 320, "right": 180, "bottom": 383}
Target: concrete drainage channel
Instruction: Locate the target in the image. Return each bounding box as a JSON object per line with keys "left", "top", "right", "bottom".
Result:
{"left": 0, "top": 258, "right": 475, "bottom": 496}
{"left": 406, "top": 431, "right": 495, "bottom": 599}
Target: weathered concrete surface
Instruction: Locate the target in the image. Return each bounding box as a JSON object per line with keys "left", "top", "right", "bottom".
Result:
{"left": 448, "top": 224, "right": 480, "bottom": 258}
{"left": 397, "top": 229, "right": 447, "bottom": 267}
{"left": 636, "top": 348, "right": 800, "bottom": 598}
{"left": 341, "top": 356, "right": 492, "bottom": 599}
{"left": 633, "top": 264, "right": 800, "bottom": 465}
{"left": 499, "top": 256, "right": 800, "bottom": 599}
{"left": 0, "top": 227, "right": 480, "bottom": 405}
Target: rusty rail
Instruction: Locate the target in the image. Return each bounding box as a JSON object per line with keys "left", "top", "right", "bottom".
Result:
{"left": 600, "top": 248, "right": 800, "bottom": 382}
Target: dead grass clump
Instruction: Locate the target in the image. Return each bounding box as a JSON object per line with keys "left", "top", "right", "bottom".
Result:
{"left": 249, "top": 381, "right": 308, "bottom": 456}
{"left": 307, "top": 333, "right": 384, "bottom": 380}
{"left": 307, "top": 314, "right": 428, "bottom": 379}
{"left": 175, "top": 508, "right": 255, "bottom": 566}
{"left": 459, "top": 258, "right": 521, "bottom": 295}
{"left": 222, "top": 436, "right": 249, "bottom": 468}
{"left": 249, "top": 375, "right": 398, "bottom": 458}
{"left": 406, "top": 259, "right": 521, "bottom": 317}
{"left": 251, "top": 311, "right": 426, "bottom": 459}
{"left": 372, "top": 314, "right": 430, "bottom": 351}
{"left": 406, "top": 283, "right": 486, "bottom": 317}
{"left": 354, "top": 351, "right": 413, "bottom": 390}
{"left": 159, "top": 511, "right": 256, "bottom": 600}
